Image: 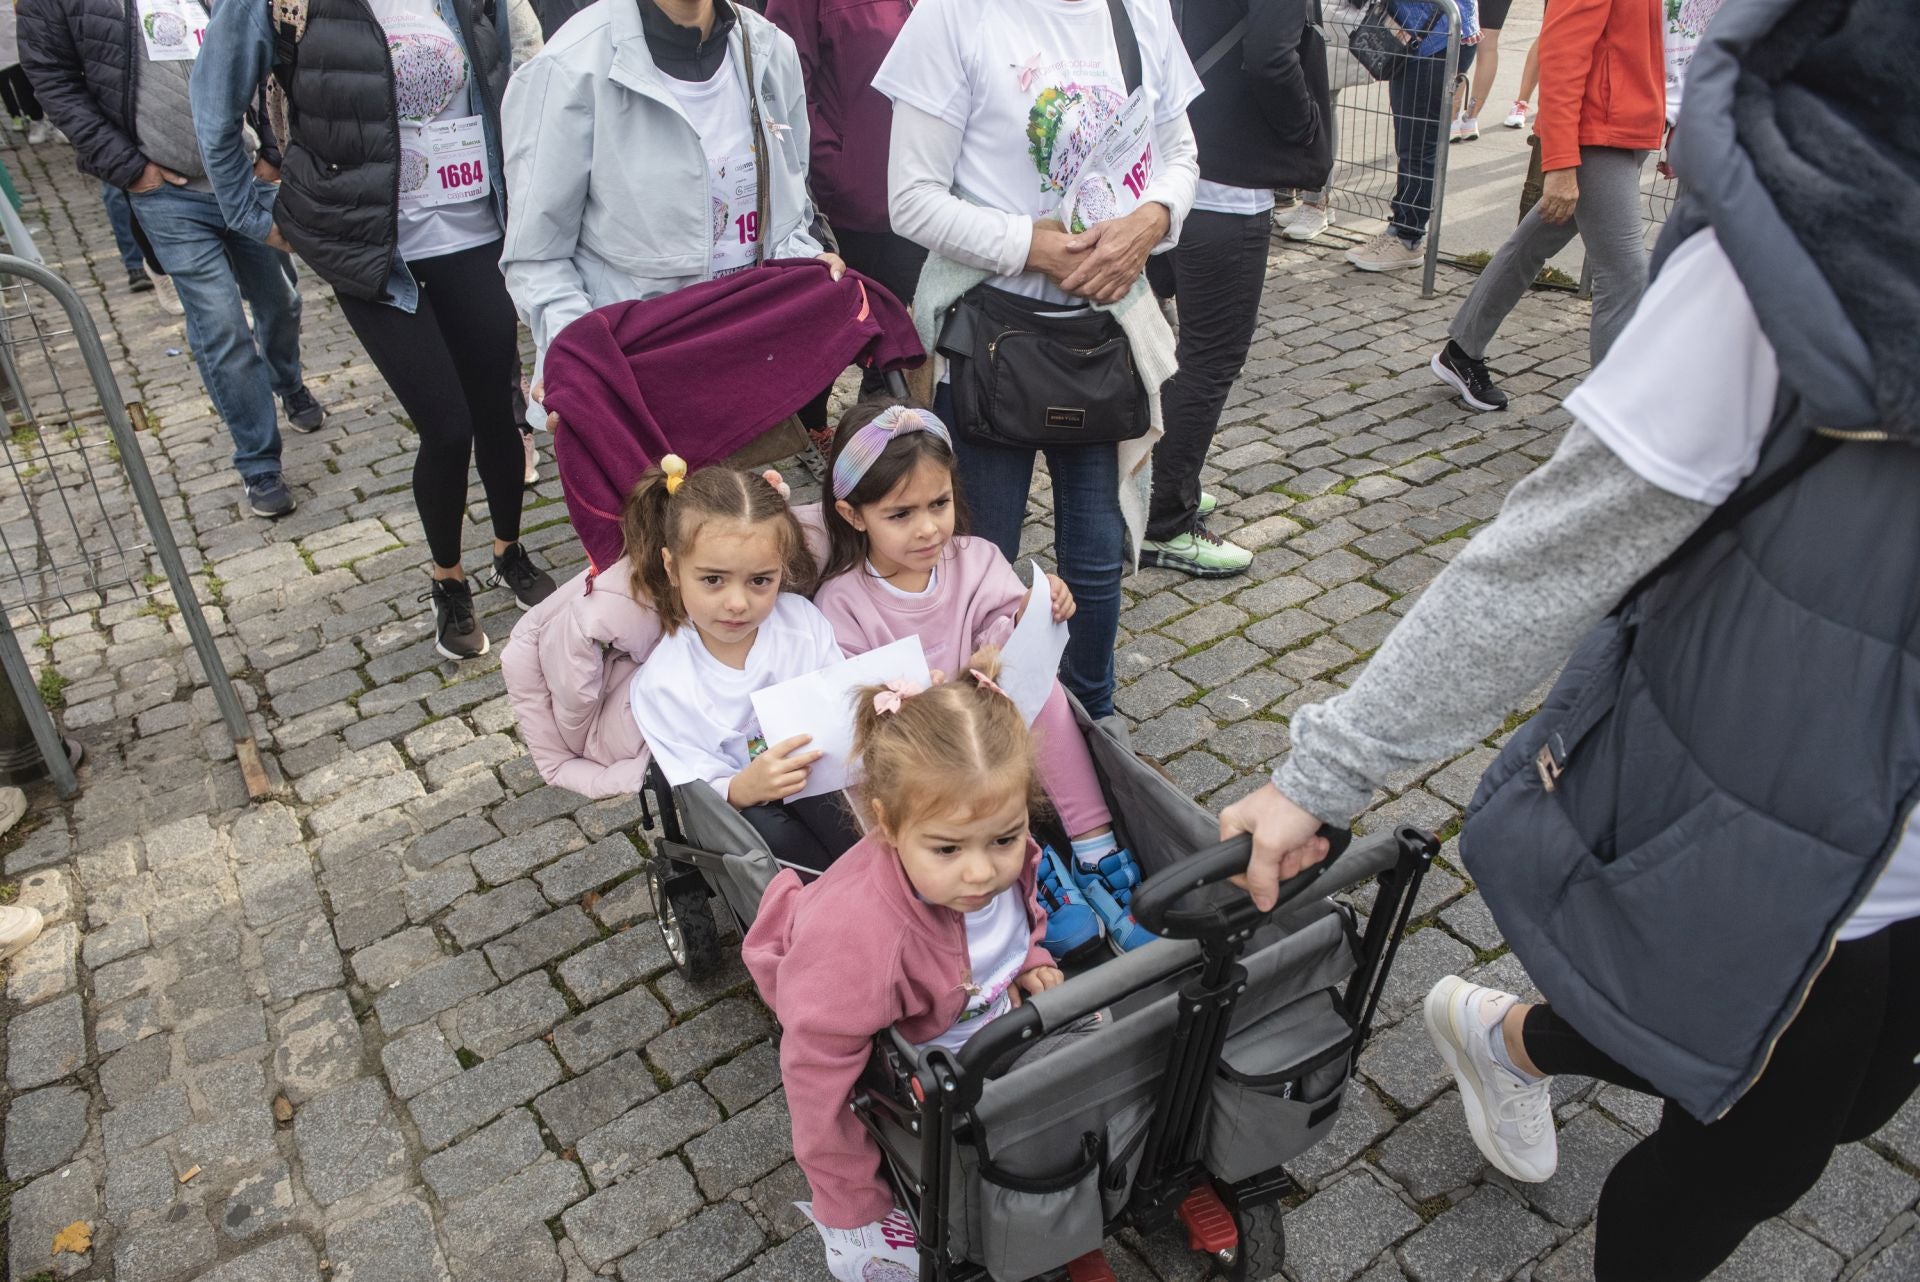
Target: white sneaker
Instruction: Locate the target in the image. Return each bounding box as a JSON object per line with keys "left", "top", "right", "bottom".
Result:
{"left": 1504, "top": 100, "right": 1530, "bottom": 129}
{"left": 147, "top": 267, "right": 184, "bottom": 316}
{"left": 0, "top": 904, "right": 45, "bottom": 961}
{"left": 1346, "top": 232, "right": 1424, "bottom": 272}
{"left": 1451, "top": 115, "right": 1480, "bottom": 143}
{"left": 1285, "top": 203, "right": 1334, "bottom": 241}
{"left": 801, "top": 1204, "right": 918, "bottom": 1282}
{"left": 1424, "top": 976, "right": 1558, "bottom": 1183}
{"left": 0, "top": 785, "right": 24, "bottom": 839}
{"left": 25, "top": 119, "right": 51, "bottom": 146}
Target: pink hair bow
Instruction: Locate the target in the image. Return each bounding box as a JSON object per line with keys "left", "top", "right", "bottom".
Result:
{"left": 969, "top": 669, "right": 1010, "bottom": 700}
{"left": 873, "top": 678, "right": 923, "bottom": 716}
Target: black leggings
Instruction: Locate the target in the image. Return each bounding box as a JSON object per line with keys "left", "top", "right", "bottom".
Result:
{"left": 0, "top": 67, "right": 43, "bottom": 123}
{"left": 741, "top": 794, "right": 863, "bottom": 876}
{"left": 1524, "top": 914, "right": 1920, "bottom": 1281}
{"left": 335, "top": 239, "right": 525, "bottom": 569}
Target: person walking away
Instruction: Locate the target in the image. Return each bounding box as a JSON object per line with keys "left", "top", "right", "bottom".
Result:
{"left": 1449, "top": 0, "right": 1508, "bottom": 141}
{"left": 1429, "top": 0, "right": 1662, "bottom": 410}
{"left": 1344, "top": 0, "right": 1478, "bottom": 272}
{"left": 499, "top": 0, "right": 843, "bottom": 444}
{"left": 194, "top": 0, "right": 557, "bottom": 659}
{"left": 1142, "top": 0, "right": 1330, "bottom": 577}
{"left": 875, "top": 0, "right": 1201, "bottom": 719}
{"left": 18, "top": 0, "right": 326, "bottom": 520}
{"left": 0, "top": 1, "right": 52, "bottom": 142}
{"left": 1501, "top": 7, "right": 1540, "bottom": 127}
{"left": 1219, "top": 3, "right": 1920, "bottom": 1276}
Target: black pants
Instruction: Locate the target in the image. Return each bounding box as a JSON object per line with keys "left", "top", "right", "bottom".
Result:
{"left": 741, "top": 794, "right": 863, "bottom": 876}
{"left": 797, "top": 227, "right": 929, "bottom": 429}
{"left": 335, "top": 240, "right": 525, "bottom": 569}
{"left": 1146, "top": 209, "right": 1272, "bottom": 542}
{"left": 1525, "top": 915, "right": 1920, "bottom": 1281}
{"left": 0, "top": 66, "right": 43, "bottom": 123}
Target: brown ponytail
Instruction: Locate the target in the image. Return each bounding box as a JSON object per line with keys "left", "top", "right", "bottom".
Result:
{"left": 619, "top": 462, "right": 816, "bottom": 633}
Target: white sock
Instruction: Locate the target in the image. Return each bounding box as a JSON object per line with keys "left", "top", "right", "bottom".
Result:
{"left": 1071, "top": 831, "right": 1120, "bottom": 870}
{"left": 1484, "top": 1006, "right": 1544, "bottom": 1085}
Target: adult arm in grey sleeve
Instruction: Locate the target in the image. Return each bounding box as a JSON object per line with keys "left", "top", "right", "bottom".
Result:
{"left": 1224, "top": 424, "right": 1719, "bottom": 903}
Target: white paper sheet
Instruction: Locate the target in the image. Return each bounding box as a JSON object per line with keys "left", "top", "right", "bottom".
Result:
{"left": 995, "top": 561, "right": 1070, "bottom": 725}
{"left": 750, "top": 635, "right": 932, "bottom": 801}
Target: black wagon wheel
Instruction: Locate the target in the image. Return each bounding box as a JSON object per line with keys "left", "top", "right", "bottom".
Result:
{"left": 1220, "top": 1196, "right": 1285, "bottom": 1281}
{"left": 648, "top": 855, "right": 723, "bottom": 979}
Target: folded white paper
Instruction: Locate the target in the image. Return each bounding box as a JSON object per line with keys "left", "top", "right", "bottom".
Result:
{"left": 751, "top": 635, "right": 932, "bottom": 801}
{"left": 995, "top": 561, "right": 1071, "bottom": 725}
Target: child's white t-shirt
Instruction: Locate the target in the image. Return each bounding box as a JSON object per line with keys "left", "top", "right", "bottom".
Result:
{"left": 917, "top": 884, "right": 1033, "bottom": 1054}
{"left": 628, "top": 593, "right": 844, "bottom": 799}
{"left": 873, "top": 0, "right": 1200, "bottom": 302}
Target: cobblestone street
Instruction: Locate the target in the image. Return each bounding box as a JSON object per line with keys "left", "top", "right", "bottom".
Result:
{"left": 0, "top": 139, "right": 1915, "bottom": 1282}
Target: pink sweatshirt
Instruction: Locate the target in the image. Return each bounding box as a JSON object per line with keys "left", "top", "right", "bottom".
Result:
{"left": 743, "top": 833, "right": 1052, "bottom": 1228}
{"left": 814, "top": 537, "right": 1113, "bottom": 837}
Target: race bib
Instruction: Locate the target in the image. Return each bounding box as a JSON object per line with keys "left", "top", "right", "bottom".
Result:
{"left": 400, "top": 116, "right": 489, "bottom": 210}
{"left": 707, "top": 149, "right": 760, "bottom": 278}
{"left": 1060, "top": 87, "right": 1153, "bottom": 233}
{"left": 137, "top": 0, "right": 209, "bottom": 62}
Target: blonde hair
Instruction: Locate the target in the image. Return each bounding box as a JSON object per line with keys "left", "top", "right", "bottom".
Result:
{"left": 850, "top": 656, "right": 1045, "bottom": 837}
{"left": 620, "top": 461, "right": 815, "bottom": 633}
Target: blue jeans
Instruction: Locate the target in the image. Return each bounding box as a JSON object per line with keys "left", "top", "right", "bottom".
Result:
{"left": 99, "top": 183, "right": 146, "bottom": 274}
{"left": 934, "top": 382, "right": 1125, "bottom": 719}
{"left": 130, "top": 182, "right": 302, "bottom": 482}
{"left": 1389, "top": 49, "right": 1450, "bottom": 244}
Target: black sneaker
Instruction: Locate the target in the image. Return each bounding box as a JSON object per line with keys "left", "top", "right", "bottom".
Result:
{"left": 422, "top": 576, "right": 489, "bottom": 660}
{"left": 283, "top": 386, "right": 326, "bottom": 432}
{"left": 1431, "top": 341, "right": 1509, "bottom": 413}
{"left": 127, "top": 267, "right": 154, "bottom": 294}
{"left": 486, "top": 541, "right": 557, "bottom": 610}
{"left": 244, "top": 472, "right": 296, "bottom": 519}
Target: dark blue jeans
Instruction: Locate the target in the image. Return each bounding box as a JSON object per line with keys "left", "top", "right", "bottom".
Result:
{"left": 131, "top": 182, "right": 303, "bottom": 483}
{"left": 99, "top": 183, "right": 146, "bottom": 274}
{"left": 1389, "top": 48, "right": 1450, "bottom": 245}
{"left": 934, "top": 382, "right": 1124, "bottom": 718}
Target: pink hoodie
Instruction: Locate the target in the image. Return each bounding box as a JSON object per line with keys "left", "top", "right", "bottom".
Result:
{"left": 743, "top": 833, "right": 1052, "bottom": 1228}
{"left": 500, "top": 509, "right": 831, "bottom": 798}
{"left": 812, "top": 536, "right": 1025, "bottom": 678}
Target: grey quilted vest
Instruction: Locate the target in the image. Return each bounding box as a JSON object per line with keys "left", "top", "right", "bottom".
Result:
{"left": 1461, "top": 402, "right": 1920, "bottom": 1124}
{"left": 270, "top": 0, "right": 509, "bottom": 301}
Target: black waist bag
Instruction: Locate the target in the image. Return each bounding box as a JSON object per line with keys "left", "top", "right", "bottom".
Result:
{"left": 938, "top": 284, "right": 1151, "bottom": 449}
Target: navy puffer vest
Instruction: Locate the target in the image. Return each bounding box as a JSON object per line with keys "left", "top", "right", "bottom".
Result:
{"left": 1462, "top": 403, "right": 1920, "bottom": 1123}
{"left": 271, "top": 0, "right": 509, "bottom": 300}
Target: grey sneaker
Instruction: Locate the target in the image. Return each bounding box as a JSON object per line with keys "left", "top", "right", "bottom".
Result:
{"left": 283, "top": 386, "right": 326, "bottom": 432}
{"left": 422, "top": 576, "right": 488, "bottom": 660}
{"left": 245, "top": 472, "right": 296, "bottom": 519}
{"left": 1346, "top": 232, "right": 1424, "bottom": 272}
{"left": 1138, "top": 524, "right": 1252, "bottom": 578}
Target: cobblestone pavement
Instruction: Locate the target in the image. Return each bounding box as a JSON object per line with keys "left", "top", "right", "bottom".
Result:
{"left": 0, "top": 139, "right": 1915, "bottom": 1282}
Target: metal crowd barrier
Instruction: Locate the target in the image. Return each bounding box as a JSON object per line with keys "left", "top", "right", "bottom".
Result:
{"left": 1308, "top": 0, "right": 1465, "bottom": 297}
{"left": 0, "top": 255, "right": 268, "bottom": 798}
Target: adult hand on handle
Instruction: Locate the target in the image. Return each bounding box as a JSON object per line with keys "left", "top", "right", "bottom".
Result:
{"left": 727, "top": 734, "right": 824, "bottom": 807}
{"left": 1538, "top": 169, "right": 1579, "bottom": 225}
{"left": 530, "top": 378, "right": 560, "bottom": 434}
{"left": 817, "top": 251, "right": 847, "bottom": 280}
{"left": 1058, "top": 202, "right": 1171, "bottom": 304}
{"left": 1219, "top": 781, "right": 1335, "bottom": 911}
{"left": 128, "top": 163, "right": 190, "bottom": 195}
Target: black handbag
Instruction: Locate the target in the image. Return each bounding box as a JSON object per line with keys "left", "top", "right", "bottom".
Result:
{"left": 1348, "top": 0, "right": 1437, "bottom": 81}
{"left": 938, "top": 284, "right": 1152, "bottom": 449}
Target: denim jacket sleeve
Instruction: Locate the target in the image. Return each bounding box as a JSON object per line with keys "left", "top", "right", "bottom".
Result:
{"left": 191, "top": 0, "right": 280, "bottom": 244}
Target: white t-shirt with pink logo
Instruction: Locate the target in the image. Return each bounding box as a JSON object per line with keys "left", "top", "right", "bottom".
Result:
{"left": 873, "top": 0, "right": 1200, "bottom": 303}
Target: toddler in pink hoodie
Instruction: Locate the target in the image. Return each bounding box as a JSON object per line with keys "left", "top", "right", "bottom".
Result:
{"left": 812, "top": 400, "right": 1154, "bottom": 956}
{"left": 743, "top": 664, "right": 1067, "bottom": 1279}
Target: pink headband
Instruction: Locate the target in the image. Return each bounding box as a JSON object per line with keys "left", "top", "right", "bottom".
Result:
{"left": 831, "top": 406, "right": 953, "bottom": 501}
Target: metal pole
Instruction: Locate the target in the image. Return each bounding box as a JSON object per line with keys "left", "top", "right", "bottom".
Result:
{"left": 1422, "top": 0, "right": 1465, "bottom": 300}
{"left": 0, "top": 254, "right": 271, "bottom": 798}
{"left": 0, "top": 611, "right": 75, "bottom": 796}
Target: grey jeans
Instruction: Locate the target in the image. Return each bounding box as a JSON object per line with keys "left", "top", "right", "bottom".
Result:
{"left": 1449, "top": 146, "right": 1651, "bottom": 365}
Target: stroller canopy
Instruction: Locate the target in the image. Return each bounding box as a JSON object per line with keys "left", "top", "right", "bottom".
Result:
{"left": 542, "top": 259, "right": 925, "bottom": 569}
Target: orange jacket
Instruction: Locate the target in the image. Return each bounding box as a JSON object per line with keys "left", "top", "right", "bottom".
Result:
{"left": 1535, "top": 0, "right": 1666, "bottom": 171}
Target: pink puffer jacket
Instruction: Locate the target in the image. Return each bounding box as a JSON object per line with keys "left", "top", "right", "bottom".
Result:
{"left": 502, "top": 508, "right": 830, "bottom": 798}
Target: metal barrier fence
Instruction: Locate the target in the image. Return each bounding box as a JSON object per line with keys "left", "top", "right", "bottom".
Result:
{"left": 0, "top": 254, "right": 268, "bottom": 798}
{"left": 1309, "top": 0, "right": 1464, "bottom": 298}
